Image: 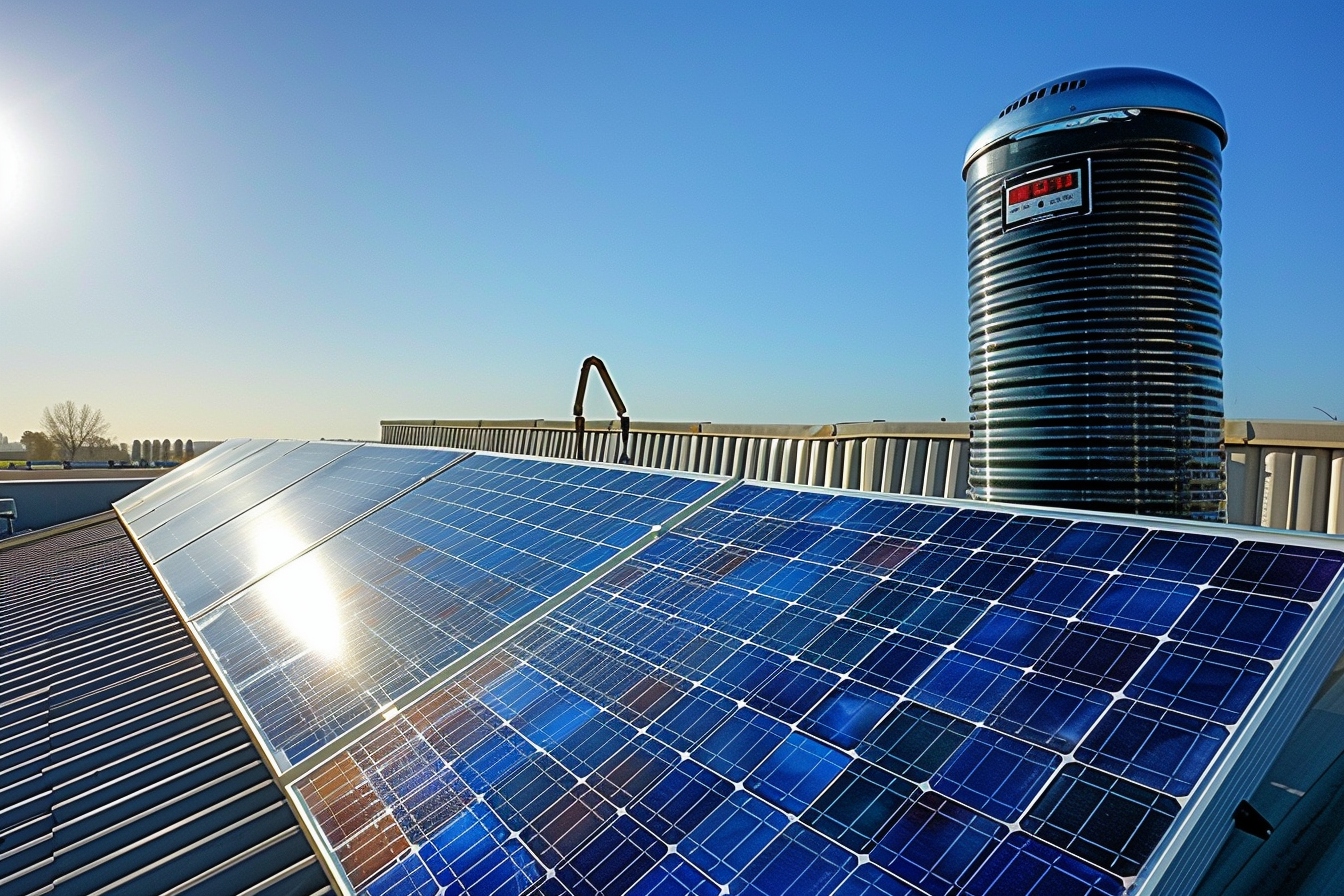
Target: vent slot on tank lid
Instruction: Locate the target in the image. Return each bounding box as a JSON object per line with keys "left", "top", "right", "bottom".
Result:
{"left": 999, "top": 78, "right": 1087, "bottom": 118}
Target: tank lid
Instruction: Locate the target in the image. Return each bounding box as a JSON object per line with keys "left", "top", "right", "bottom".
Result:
{"left": 963, "top": 67, "right": 1226, "bottom": 177}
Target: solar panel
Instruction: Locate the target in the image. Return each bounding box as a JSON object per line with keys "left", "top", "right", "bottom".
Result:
{"left": 272, "top": 479, "right": 1343, "bottom": 896}
{"left": 125, "top": 439, "right": 321, "bottom": 545}
{"left": 117, "top": 448, "right": 1344, "bottom": 896}
{"left": 163, "top": 452, "right": 723, "bottom": 768}
{"left": 136, "top": 440, "right": 362, "bottom": 559}
{"left": 114, "top": 437, "right": 270, "bottom": 523}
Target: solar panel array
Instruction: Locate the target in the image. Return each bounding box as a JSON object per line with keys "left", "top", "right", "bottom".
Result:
{"left": 120, "top": 442, "right": 1344, "bottom": 896}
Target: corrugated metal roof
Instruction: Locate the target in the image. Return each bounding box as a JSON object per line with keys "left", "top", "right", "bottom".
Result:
{"left": 0, "top": 516, "right": 331, "bottom": 896}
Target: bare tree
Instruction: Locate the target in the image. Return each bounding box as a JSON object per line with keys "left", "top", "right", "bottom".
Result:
{"left": 40, "top": 401, "right": 111, "bottom": 462}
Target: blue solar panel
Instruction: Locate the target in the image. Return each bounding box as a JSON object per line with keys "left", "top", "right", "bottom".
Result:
{"left": 186, "top": 453, "right": 720, "bottom": 767}
{"left": 118, "top": 450, "right": 1344, "bottom": 896}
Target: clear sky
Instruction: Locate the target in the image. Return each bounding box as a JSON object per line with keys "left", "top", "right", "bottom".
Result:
{"left": 0, "top": 2, "right": 1340, "bottom": 442}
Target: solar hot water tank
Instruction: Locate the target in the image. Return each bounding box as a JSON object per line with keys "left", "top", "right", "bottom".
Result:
{"left": 963, "top": 67, "right": 1228, "bottom": 521}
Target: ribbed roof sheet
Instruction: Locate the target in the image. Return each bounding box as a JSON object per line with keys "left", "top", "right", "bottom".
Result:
{"left": 0, "top": 517, "right": 331, "bottom": 896}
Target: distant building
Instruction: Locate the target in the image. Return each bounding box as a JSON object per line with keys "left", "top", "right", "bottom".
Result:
{"left": 0, "top": 433, "right": 26, "bottom": 463}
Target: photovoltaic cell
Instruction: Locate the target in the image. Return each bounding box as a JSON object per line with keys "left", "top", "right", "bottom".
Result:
{"left": 120, "top": 453, "right": 1344, "bottom": 896}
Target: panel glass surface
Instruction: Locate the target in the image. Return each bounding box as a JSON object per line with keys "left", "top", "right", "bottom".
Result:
{"left": 137, "top": 440, "right": 357, "bottom": 560}
{"left": 291, "top": 483, "right": 1344, "bottom": 896}
{"left": 115, "top": 438, "right": 272, "bottom": 523}
{"left": 195, "top": 453, "right": 721, "bottom": 768}
{"left": 155, "top": 444, "right": 463, "bottom": 616}
{"left": 124, "top": 439, "right": 310, "bottom": 540}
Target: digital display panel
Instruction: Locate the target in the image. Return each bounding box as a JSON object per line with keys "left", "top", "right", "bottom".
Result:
{"left": 1007, "top": 172, "right": 1077, "bottom": 206}
{"left": 1004, "top": 165, "right": 1087, "bottom": 229}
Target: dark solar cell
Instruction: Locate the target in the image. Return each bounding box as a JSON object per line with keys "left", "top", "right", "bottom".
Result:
{"left": 1035, "top": 623, "right": 1157, "bottom": 691}
{"left": 746, "top": 731, "right": 850, "bottom": 814}
{"left": 734, "top": 823, "right": 855, "bottom": 896}
{"left": 830, "top": 862, "right": 920, "bottom": 895}
{"left": 908, "top": 651, "right": 1023, "bottom": 722}
{"left": 1209, "top": 542, "right": 1344, "bottom": 601}
{"left": 1023, "top": 763, "right": 1180, "bottom": 877}
{"left": 801, "top": 759, "right": 918, "bottom": 852}
{"left": 1120, "top": 531, "right": 1237, "bottom": 583}
{"left": 858, "top": 701, "right": 976, "bottom": 781}
{"left": 1077, "top": 699, "right": 1227, "bottom": 797}
{"left": 930, "top": 728, "right": 1060, "bottom": 821}
{"left": 963, "top": 832, "right": 1125, "bottom": 896}
{"left": 747, "top": 661, "right": 840, "bottom": 723}
{"left": 982, "top": 515, "right": 1071, "bottom": 559}
{"left": 1080, "top": 575, "right": 1195, "bottom": 635}
{"left": 626, "top": 854, "right": 720, "bottom": 896}
{"left": 956, "top": 606, "right": 1066, "bottom": 668}
{"left": 1125, "top": 643, "right": 1271, "bottom": 725}
{"left": 1171, "top": 589, "right": 1312, "bottom": 660}
{"left": 558, "top": 814, "right": 666, "bottom": 895}
{"left": 799, "top": 616, "right": 888, "bottom": 672}
{"left": 870, "top": 791, "right": 1005, "bottom": 896}
{"left": 932, "top": 508, "right": 1014, "bottom": 547}
{"left": 800, "top": 680, "right": 899, "bottom": 749}
{"left": 1042, "top": 522, "right": 1146, "bottom": 570}
{"left": 692, "top": 707, "right": 788, "bottom": 782}
{"left": 942, "top": 551, "right": 1033, "bottom": 599}
{"left": 850, "top": 583, "right": 989, "bottom": 645}
{"left": 680, "top": 790, "right": 788, "bottom": 885}
{"left": 1002, "top": 563, "right": 1109, "bottom": 615}
{"left": 848, "top": 631, "right": 946, "bottom": 695}
{"left": 987, "top": 673, "right": 1112, "bottom": 752}
{"left": 886, "top": 544, "right": 975, "bottom": 589}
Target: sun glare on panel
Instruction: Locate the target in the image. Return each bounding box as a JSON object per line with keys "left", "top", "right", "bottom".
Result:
{"left": 257, "top": 550, "right": 344, "bottom": 661}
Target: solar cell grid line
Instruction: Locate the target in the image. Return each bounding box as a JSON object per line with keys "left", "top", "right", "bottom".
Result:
{"left": 277, "top": 478, "right": 1344, "bottom": 896}
{"left": 149, "top": 444, "right": 465, "bottom": 617}
{"left": 121, "top": 438, "right": 303, "bottom": 537}
{"left": 135, "top": 440, "right": 359, "bottom": 558}
{"left": 114, "top": 437, "right": 271, "bottom": 524}
{"left": 185, "top": 453, "right": 727, "bottom": 772}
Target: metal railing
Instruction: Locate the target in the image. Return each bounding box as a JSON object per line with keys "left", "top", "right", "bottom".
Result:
{"left": 381, "top": 417, "right": 1344, "bottom": 536}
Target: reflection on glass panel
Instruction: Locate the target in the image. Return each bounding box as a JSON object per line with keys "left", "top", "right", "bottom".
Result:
{"left": 125, "top": 439, "right": 307, "bottom": 539}
{"left": 154, "top": 445, "right": 462, "bottom": 615}
{"left": 115, "top": 437, "right": 261, "bottom": 521}
{"left": 138, "top": 441, "right": 356, "bottom": 560}
{"left": 198, "top": 455, "right": 720, "bottom": 767}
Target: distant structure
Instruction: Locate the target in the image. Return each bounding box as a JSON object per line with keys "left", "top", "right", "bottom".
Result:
{"left": 0, "top": 433, "right": 25, "bottom": 463}
{"left": 131, "top": 439, "right": 142, "bottom": 462}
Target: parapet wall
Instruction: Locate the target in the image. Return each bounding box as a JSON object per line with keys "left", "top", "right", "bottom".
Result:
{"left": 381, "top": 418, "right": 1344, "bottom": 536}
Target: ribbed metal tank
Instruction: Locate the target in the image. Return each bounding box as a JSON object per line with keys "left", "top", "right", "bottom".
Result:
{"left": 963, "top": 67, "right": 1227, "bottom": 521}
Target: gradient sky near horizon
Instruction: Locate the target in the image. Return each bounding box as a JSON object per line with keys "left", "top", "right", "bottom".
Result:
{"left": 1, "top": 2, "right": 1341, "bottom": 442}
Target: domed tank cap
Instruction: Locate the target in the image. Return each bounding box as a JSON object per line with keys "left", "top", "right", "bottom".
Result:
{"left": 963, "top": 66, "right": 1226, "bottom": 178}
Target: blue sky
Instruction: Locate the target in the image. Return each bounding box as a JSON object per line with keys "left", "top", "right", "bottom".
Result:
{"left": 0, "top": 2, "right": 1340, "bottom": 441}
